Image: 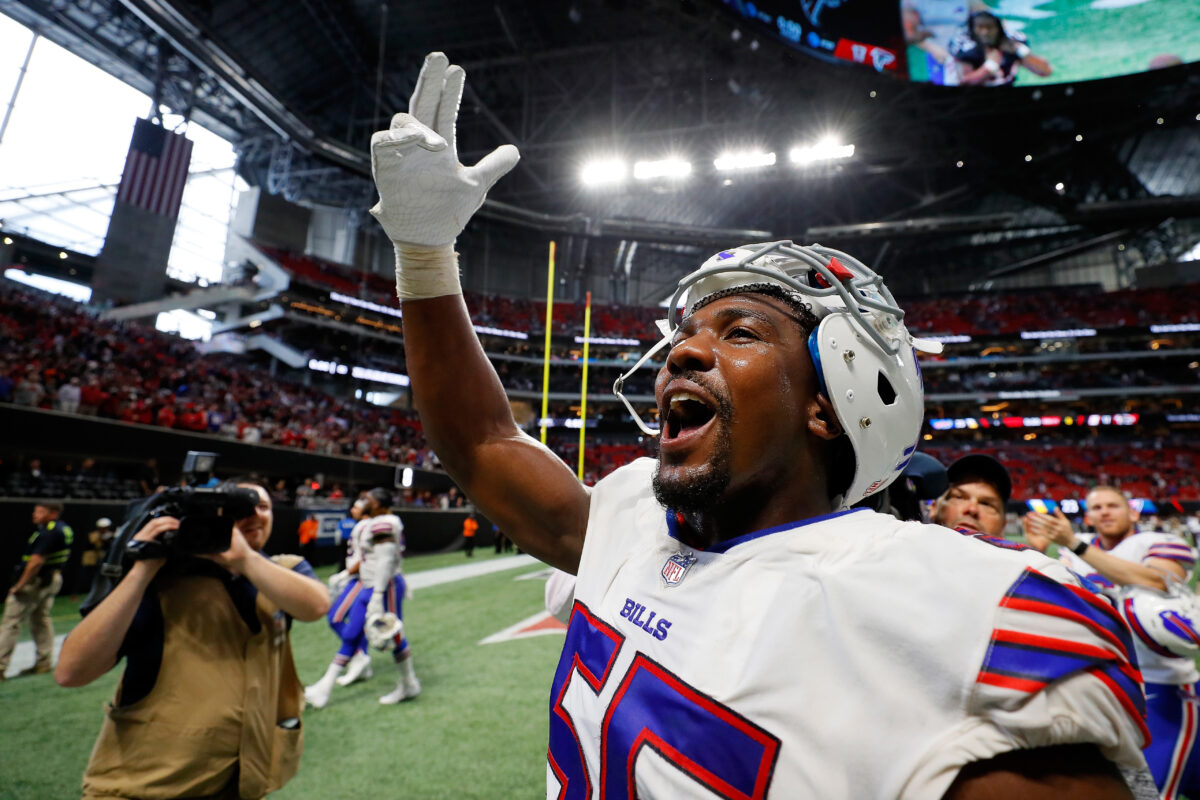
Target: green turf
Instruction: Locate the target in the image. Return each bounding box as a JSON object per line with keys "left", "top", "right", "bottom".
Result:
{"left": 0, "top": 552, "right": 560, "bottom": 800}
{"left": 1016, "top": 0, "right": 1200, "bottom": 86}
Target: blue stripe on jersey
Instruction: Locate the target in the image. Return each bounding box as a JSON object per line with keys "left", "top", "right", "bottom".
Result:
{"left": 1093, "top": 662, "right": 1147, "bottom": 719}
{"left": 1007, "top": 569, "right": 1134, "bottom": 661}
{"left": 984, "top": 639, "right": 1121, "bottom": 687}
{"left": 666, "top": 507, "right": 869, "bottom": 554}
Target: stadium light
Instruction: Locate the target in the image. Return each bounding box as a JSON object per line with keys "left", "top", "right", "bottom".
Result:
{"left": 580, "top": 158, "right": 627, "bottom": 187}
{"left": 713, "top": 151, "right": 776, "bottom": 171}
{"left": 789, "top": 139, "right": 855, "bottom": 165}
{"left": 633, "top": 158, "right": 691, "bottom": 180}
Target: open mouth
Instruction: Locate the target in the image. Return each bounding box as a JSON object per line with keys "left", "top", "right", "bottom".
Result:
{"left": 663, "top": 391, "right": 717, "bottom": 441}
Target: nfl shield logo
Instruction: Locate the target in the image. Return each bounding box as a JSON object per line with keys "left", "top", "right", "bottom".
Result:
{"left": 661, "top": 552, "right": 697, "bottom": 587}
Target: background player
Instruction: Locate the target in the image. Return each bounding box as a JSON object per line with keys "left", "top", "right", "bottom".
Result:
{"left": 305, "top": 488, "right": 419, "bottom": 707}
{"left": 368, "top": 51, "right": 1149, "bottom": 797}
{"left": 1025, "top": 485, "right": 1200, "bottom": 798}
{"left": 324, "top": 496, "right": 373, "bottom": 687}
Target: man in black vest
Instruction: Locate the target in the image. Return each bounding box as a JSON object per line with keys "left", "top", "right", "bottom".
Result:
{"left": 0, "top": 501, "right": 73, "bottom": 678}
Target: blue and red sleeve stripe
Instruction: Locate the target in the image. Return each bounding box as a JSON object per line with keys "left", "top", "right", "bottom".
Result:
{"left": 978, "top": 569, "right": 1148, "bottom": 743}
{"left": 999, "top": 568, "right": 1135, "bottom": 666}
{"left": 1146, "top": 544, "right": 1196, "bottom": 565}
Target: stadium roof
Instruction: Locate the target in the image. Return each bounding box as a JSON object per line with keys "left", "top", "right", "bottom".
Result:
{"left": 5, "top": 0, "right": 1200, "bottom": 290}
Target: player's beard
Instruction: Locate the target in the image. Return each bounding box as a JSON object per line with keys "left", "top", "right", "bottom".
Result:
{"left": 652, "top": 402, "right": 734, "bottom": 514}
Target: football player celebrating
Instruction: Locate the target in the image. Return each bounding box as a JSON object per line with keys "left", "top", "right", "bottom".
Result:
{"left": 1025, "top": 485, "right": 1200, "bottom": 799}
{"left": 370, "top": 51, "right": 1146, "bottom": 798}
{"left": 305, "top": 488, "right": 419, "bottom": 707}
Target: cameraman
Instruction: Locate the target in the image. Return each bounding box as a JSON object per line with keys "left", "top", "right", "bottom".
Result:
{"left": 55, "top": 480, "right": 329, "bottom": 800}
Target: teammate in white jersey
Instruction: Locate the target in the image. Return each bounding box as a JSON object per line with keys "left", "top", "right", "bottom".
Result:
{"left": 305, "top": 488, "right": 419, "bottom": 707}
{"left": 1025, "top": 485, "right": 1200, "bottom": 798}
{"left": 370, "top": 51, "right": 1147, "bottom": 797}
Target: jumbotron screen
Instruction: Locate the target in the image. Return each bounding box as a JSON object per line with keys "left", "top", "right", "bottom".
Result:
{"left": 718, "top": 0, "right": 1199, "bottom": 86}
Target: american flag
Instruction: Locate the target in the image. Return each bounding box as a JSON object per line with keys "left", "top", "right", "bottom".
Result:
{"left": 114, "top": 118, "right": 194, "bottom": 219}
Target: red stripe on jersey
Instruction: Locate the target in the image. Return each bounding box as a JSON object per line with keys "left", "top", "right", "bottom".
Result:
{"left": 1165, "top": 689, "right": 1197, "bottom": 798}
{"left": 977, "top": 671, "right": 1047, "bottom": 693}
{"left": 999, "top": 596, "right": 1133, "bottom": 666}
{"left": 1089, "top": 667, "right": 1151, "bottom": 748}
{"left": 992, "top": 626, "right": 1140, "bottom": 684}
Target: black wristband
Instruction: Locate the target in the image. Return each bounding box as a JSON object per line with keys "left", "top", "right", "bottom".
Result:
{"left": 1070, "top": 540, "right": 1090, "bottom": 557}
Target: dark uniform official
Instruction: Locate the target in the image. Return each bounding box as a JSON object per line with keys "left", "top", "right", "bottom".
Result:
{"left": 0, "top": 502, "right": 73, "bottom": 678}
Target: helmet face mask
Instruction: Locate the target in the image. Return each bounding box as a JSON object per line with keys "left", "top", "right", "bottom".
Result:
{"left": 613, "top": 240, "right": 940, "bottom": 509}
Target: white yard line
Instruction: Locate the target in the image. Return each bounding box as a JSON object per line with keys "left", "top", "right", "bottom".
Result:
{"left": 3, "top": 555, "right": 544, "bottom": 677}
{"left": 406, "top": 554, "right": 540, "bottom": 589}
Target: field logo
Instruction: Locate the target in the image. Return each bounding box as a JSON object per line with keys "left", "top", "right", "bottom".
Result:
{"left": 661, "top": 552, "right": 697, "bottom": 587}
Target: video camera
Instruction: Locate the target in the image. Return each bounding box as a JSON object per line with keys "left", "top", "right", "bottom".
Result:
{"left": 82, "top": 451, "right": 258, "bottom": 614}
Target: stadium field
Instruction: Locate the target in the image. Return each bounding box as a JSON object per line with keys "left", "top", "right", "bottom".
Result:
{"left": 0, "top": 551, "right": 560, "bottom": 800}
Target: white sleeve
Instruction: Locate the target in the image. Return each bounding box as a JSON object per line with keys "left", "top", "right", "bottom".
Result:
{"left": 901, "top": 565, "right": 1149, "bottom": 798}
{"left": 544, "top": 570, "right": 577, "bottom": 624}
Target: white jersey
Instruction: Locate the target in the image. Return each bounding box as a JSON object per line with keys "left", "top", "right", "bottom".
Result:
{"left": 549, "top": 459, "right": 1147, "bottom": 800}
{"left": 1058, "top": 530, "right": 1199, "bottom": 685}
{"left": 350, "top": 513, "right": 405, "bottom": 584}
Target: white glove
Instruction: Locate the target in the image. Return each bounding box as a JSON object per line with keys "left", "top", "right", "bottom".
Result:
{"left": 369, "top": 52, "right": 520, "bottom": 297}
{"left": 367, "top": 593, "right": 384, "bottom": 620}
{"left": 327, "top": 569, "right": 350, "bottom": 599}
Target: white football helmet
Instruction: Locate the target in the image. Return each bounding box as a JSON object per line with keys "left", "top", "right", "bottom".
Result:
{"left": 1118, "top": 582, "right": 1200, "bottom": 659}
{"left": 613, "top": 240, "right": 942, "bottom": 508}
{"left": 365, "top": 612, "right": 404, "bottom": 650}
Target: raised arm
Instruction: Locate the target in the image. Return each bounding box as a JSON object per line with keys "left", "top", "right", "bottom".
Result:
{"left": 55, "top": 516, "right": 177, "bottom": 687}
{"left": 370, "top": 53, "right": 590, "bottom": 572}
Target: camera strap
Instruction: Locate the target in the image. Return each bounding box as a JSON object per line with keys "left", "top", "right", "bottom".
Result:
{"left": 126, "top": 539, "right": 169, "bottom": 561}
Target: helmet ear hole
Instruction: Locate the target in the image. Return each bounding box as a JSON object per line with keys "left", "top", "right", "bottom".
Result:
{"left": 877, "top": 372, "right": 898, "bottom": 406}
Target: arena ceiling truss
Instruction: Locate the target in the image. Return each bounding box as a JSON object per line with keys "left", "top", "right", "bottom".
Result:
{"left": 5, "top": 0, "right": 1200, "bottom": 295}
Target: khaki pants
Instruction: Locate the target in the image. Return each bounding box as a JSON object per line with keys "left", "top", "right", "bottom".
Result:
{"left": 0, "top": 571, "right": 62, "bottom": 673}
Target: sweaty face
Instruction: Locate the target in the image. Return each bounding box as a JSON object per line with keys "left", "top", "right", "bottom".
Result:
{"left": 235, "top": 484, "right": 273, "bottom": 550}
{"left": 933, "top": 479, "right": 1005, "bottom": 535}
{"left": 1085, "top": 489, "right": 1136, "bottom": 539}
{"left": 652, "top": 292, "right": 817, "bottom": 514}
{"left": 972, "top": 16, "right": 1001, "bottom": 47}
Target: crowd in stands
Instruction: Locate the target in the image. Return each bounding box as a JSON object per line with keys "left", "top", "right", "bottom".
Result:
{"left": 0, "top": 282, "right": 436, "bottom": 467}
{"left": 0, "top": 454, "right": 467, "bottom": 510}
{"left": 921, "top": 362, "right": 1200, "bottom": 394}
{"left": 924, "top": 438, "right": 1200, "bottom": 505}
{"left": 276, "top": 243, "right": 1200, "bottom": 341}
{"left": 4, "top": 263, "right": 1200, "bottom": 498}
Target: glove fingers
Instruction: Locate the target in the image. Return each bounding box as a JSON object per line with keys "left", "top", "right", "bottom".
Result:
{"left": 409, "top": 51, "right": 449, "bottom": 127}
{"left": 437, "top": 65, "right": 465, "bottom": 150}
{"left": 468, "top": 144, "right": 521, "bottom": 192}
